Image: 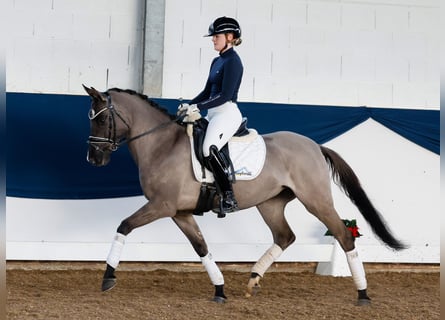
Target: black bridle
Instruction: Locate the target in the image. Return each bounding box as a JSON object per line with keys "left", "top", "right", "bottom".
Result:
{"left": 87, "top": 93, "right": 182, "bottom": 152}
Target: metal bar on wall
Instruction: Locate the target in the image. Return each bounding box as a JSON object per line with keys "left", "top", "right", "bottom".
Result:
{"left": 143, "top": 0, "right": 166, "bottom": 97}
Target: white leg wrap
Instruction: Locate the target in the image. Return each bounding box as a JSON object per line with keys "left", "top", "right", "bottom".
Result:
{"left": 106, "top": 233, "right": 126, "bottom": 269}
{"left": 346, "top": 248, "right": 367, "bottom": 290}
{"left": 201, "top": 253, "right": 224, "bottom": 286}
{"left": 251, "top": 244, "right": 283, "bottom": 277}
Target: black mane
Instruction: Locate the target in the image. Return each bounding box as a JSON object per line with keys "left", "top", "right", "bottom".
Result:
{"left": 106, "top": 88, "right": 175, "bottom": 120}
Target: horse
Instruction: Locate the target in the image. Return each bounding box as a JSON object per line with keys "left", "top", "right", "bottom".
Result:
{"left": 83, "top": 85, "right": 405, "bottom": 305}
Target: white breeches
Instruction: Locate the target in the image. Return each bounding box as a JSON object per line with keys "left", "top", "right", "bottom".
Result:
{"left": 203, "top": 101, "right": 242, "bottom": 157}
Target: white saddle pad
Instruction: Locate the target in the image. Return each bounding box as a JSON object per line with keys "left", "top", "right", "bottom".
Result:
{"left": 190, "top": 129, "right": 266, "bottom": 182}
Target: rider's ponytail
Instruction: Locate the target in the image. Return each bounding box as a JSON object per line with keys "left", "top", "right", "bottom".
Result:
{"left": 232, "top": 37, "right": 242, "bottom": 46}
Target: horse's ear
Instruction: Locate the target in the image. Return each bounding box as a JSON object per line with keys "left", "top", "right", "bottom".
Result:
{"left": 82, "top": 84, "right": 106, "bottom": 102}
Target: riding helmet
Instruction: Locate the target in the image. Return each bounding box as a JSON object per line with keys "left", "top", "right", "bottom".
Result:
{"left": 205, "top": 16, "right": 241, "bottom": 38}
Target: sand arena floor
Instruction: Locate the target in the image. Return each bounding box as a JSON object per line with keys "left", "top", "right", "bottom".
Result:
{"left": 6, "top": 262, "right": 439, "bottom": 320}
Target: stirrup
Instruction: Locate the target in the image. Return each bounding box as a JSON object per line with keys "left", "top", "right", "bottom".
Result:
{"left": 213, "top": 192, "right": 238, "bottom": 218}
{"left": 219, "top": 191, "right": 238, "bottom": 217}
{"left": 223, "top": 191, "right": 238, "bottom": 207}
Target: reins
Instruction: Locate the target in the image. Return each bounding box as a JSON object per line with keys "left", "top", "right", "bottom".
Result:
{"left": 123, "top": 118, "right": 179, "bottom": 145}
{"left": 87, "top": 92, "right": 184, "bottom": 151}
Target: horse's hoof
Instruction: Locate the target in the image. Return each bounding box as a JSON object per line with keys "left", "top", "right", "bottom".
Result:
{"left": 245, "top": 276, "right": 261, "bottom": 298}
{"left": 357, "top": 298, "right": 371, "bottom": 306}
{"left": 245, "top": 284, "right": 261, "bottom": 298}
{"left": 102, "top": 277, "right": 117, "bottom": 292}
{"left": 212, "top": 296, "right": 226, "bottom": 304}
{"left": 357, "top": 289, "right": 371, "bottom": 305}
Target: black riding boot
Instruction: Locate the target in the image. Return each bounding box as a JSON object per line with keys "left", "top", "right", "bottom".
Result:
{"left": 205, "top": 145, "right": 238, "bottom": 217}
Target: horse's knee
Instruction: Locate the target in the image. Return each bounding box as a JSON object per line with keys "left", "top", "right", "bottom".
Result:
{"left": 194, "top": 243, "right": 209, "bottom": 257}
{"left": 192, "top": 232, "right": 209, "bottom": 257}
{"left": 275, "top": 232, "right": 295, "bottom": 250}
{"left": 337, "top": 231, "right": 355, "bottom": 252}
{"left": 288, "top": 233, "right": 296, "bottom": 247}
{"left": 285, "top": 233, "right": 296, "bottom": 249}
{"left": 117, "top": 220, "right": 132, "bottom": 235}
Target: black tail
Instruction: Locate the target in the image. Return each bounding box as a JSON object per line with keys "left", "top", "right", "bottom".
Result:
{"left": 320, "top": 145, "right": 407, "bottom": 250}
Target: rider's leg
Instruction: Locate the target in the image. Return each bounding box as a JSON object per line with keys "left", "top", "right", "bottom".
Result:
{"left": 202, "top": 102, "right": 242, "bottom": 214}
{"left": 205, "top": 145, "right": 238, "bottom": 213}
{"left": 202, "top": 102, "right": 242, "bottom": 157}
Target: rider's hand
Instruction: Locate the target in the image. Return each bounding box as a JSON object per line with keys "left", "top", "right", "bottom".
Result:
{"left": 184, "top": 104, "right": 201, "bottom": 122}
{"left": 177, "top": 103, "right": 190, "bottom": 116}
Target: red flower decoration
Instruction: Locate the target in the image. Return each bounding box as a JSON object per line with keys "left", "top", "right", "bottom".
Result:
{"left": 324, "top": 219, "right": 362, "bottom": 238}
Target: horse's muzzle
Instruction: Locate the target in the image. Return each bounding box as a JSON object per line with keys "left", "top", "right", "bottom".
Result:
{"left": 87, "top": 147, "right": 110, "bottom": 167}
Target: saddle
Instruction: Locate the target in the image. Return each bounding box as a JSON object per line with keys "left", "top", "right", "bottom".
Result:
{"left": 192, "top": 117, "right": 249, "bottom": 170}
{"left": 191, "top": 117, "right": 250, "bottom": 217}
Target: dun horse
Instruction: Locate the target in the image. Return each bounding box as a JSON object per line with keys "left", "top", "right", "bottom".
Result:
{"left": 83, "top": 86, "right": 405, "bottom": 305}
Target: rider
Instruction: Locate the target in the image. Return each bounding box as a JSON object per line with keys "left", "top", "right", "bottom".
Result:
{"left": 179, "top": 16, "right": 244, "bottom": 214}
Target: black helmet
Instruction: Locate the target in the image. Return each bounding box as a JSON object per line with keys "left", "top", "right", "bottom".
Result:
{"left": 205, "top": 16, "right": 241, "bottom": 38}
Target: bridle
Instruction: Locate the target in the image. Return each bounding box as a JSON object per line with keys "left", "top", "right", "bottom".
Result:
{"left": 87, "top": 92, "right": 182, "bottom": 152}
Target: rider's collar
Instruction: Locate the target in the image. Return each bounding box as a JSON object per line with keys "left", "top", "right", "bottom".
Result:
{"left": 219, "top": 46, "right": 233, "bottom": 56}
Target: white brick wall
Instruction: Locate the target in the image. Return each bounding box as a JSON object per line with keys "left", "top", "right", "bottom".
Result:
{"left": 7, "top": 0, "right": 145, "bottom": 94}
{"left": 6, "top": 0, "right": 439, "bottom": 108}
{"left": 163, "top": 0, "right": 439, "bottom": 108}
{"left": 341, "top": 4, "right": 375, "bottom": 30}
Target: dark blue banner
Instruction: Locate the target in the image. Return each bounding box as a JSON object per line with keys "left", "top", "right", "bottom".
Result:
{"left": 6, "top": 92, "right": 439, "bottom": 199}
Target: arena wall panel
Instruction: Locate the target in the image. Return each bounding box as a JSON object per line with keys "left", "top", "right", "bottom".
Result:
{"left": 6, "top": 119, "right": 439, "bottom": 263}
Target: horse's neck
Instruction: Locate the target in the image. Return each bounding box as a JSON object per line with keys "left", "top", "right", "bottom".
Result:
{"left": 126, "top": 100, "right": 183, "bottom": 166}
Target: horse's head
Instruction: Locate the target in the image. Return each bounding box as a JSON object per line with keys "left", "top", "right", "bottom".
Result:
{"left": 83, "top": 85, "right": 130, "bottom": 166}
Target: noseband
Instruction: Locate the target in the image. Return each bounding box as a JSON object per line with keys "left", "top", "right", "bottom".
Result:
{"left": 87, "top": 93, "right": 181, "bottom": 152}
